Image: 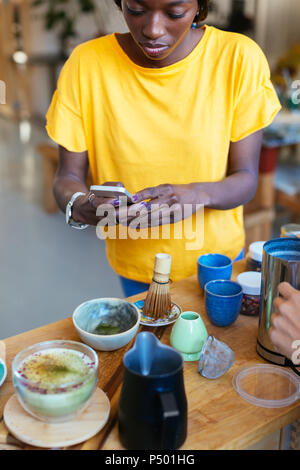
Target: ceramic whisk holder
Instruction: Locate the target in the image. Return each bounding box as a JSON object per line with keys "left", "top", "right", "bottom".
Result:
{"left": 170, "top": 312, "right": 208, "bottom": 361}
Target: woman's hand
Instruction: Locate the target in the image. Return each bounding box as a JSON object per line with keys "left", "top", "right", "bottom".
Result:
{"left": 72, "top": 181, "right": 125, "bottom": 226}
{"left": 56, "top": 129, "right": 263, "bottom": 230}
{"left": 116, "top": 183, "right": 210, "bottom": 227}
{"left": 114, "top": 130, "right": 264, "bottom": 228}
{"left": 269, "top": 282, "right": 300, "bottom": 362}
{"left": 54, "top": 146, "right": 126, "bottom": 227}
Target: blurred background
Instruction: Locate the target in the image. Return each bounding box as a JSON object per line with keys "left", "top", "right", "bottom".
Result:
{"left": 0, "top": 0, "right": 300, "bottom": 339}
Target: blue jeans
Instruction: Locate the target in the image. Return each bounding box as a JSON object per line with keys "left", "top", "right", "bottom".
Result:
{"left": 120, "top": 249, "right": 245, "bottom": 298}
{"left": 119, "top": 277, "right": 150, "bottom": 298}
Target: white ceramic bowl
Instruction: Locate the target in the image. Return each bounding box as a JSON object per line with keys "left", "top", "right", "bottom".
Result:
{"left": 72, "top": 298, "right": 141, "bottom": 351}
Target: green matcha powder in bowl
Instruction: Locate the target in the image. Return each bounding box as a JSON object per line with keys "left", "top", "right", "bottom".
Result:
{"left": 12, "top": 340, "right": 99, "bottom": 423}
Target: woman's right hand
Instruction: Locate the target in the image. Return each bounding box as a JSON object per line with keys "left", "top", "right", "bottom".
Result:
{"left": 72, "top": 181, "right": 125, "bottom": 226}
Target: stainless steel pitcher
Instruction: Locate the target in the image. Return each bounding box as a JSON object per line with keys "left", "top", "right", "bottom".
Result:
{"left": 257, "top": 238, "right": 300, "bottom": 366}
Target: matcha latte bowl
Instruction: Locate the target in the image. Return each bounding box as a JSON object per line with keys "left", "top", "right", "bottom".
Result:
{"left": 72, "top": 298, "right": 141, "bottom": 352}
{"left": 12, "top": 340, "right": 99, "bottom": 423}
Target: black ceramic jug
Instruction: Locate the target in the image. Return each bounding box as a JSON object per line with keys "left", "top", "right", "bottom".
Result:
{"left": 118, "top": 332, "right": 187, "bottom": 450}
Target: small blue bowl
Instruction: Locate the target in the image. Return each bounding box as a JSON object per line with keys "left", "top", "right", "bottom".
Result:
{"left": 204, "top": 280, "right": 243, "bottom": 327}
{"left": 197, "top": 254, "right": 233, "bottom": 290}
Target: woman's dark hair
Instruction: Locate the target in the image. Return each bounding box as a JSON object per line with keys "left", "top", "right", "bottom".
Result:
{"left": 113, "top": 0, "right": 210, "bottom": 25}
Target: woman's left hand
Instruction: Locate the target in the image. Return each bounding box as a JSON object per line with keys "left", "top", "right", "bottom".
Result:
{"left": 115, "top": 183, "right": 210, "bottom": 227}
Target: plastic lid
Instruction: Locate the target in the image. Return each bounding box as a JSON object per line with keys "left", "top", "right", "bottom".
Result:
{"left": 236, "top": 271, "right": 261, "bottom": 296}
{"left": 249, "top": 241, "right": 266, "bottom": 262}
{"left": 232, "top": 364, "right": 300, "bottom": 408}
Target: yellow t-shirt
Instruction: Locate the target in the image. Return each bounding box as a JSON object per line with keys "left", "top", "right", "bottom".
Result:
{"left": 46, "top": 25, "right": 281, "bottom": 283}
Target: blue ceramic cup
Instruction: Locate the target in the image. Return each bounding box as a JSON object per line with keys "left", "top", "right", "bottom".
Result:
{"left": 204, "top": 280, "right": 243, "bottom": 327}
{"left": 197, "top": 254, "right": 233, "bottom": 290}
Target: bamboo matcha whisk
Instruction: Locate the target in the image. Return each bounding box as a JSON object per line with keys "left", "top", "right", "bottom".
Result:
{"left": 143, "top": 253, "right": 172, "bottom": 320}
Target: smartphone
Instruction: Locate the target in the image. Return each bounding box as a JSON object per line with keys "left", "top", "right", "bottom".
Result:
{"left": 90, "top": 185, "right": 132, "bottom": 202}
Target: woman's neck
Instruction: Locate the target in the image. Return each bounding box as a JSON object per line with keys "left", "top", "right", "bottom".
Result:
{"left": 115, "top": 27, "right": 205, "bottom": 69}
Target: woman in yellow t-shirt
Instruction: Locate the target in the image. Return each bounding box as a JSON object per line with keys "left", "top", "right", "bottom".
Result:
{"left": 46, "top": 0, "right": 281, "bottom": 297}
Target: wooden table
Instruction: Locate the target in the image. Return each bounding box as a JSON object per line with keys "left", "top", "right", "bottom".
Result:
{"left": 1, "top": 260, "right": 300, "bottom": 450}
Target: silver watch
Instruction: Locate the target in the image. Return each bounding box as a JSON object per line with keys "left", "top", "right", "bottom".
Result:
{"left": 65, "top": 192, "right": 89, "bottom": 229}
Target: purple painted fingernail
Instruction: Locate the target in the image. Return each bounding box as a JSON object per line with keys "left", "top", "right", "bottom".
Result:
{"left": 131, "top": 194, "right": 138, "bottom": 202}
{"left": 112, "top": 199, "right": 120, "bottom": 207}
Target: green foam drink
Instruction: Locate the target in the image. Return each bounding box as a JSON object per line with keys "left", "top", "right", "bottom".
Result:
{"left": 13, "top": 341, "right": 98, "bottom": 422}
